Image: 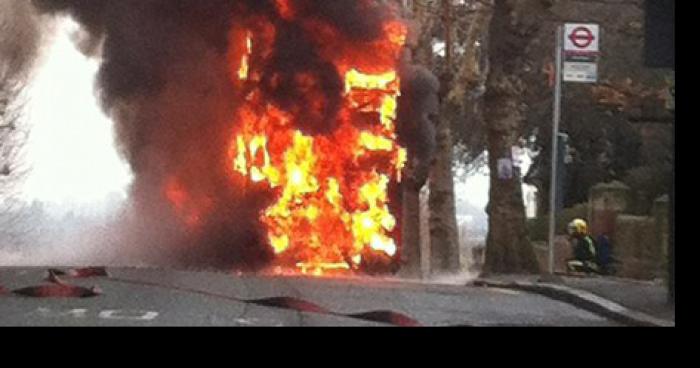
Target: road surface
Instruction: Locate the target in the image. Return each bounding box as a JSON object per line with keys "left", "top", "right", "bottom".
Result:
{"left": 0, "top": 267, "right": 620, "bottom": 326}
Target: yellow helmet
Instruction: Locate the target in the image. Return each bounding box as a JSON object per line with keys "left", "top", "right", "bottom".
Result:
{"left": 567, "top": 219, "right": 588, "bottom": 236}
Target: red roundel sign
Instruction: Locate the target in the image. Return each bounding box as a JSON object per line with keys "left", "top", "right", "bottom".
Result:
{"left": 564, "top": 24, "right": 600, "bottom": 53}
{"left": 569, "top": 27, "right": 595, "bottom": 48}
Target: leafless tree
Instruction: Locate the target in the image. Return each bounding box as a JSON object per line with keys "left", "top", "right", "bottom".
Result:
{"left": 397, "top": 0, "right": 494, "bottom": 276}
{"left": 1, "top": 0, "right": 43, "bottom": 250}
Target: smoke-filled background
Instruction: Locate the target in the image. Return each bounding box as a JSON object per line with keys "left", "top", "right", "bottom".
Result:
{"left": 0, "top": 0, "right": 437, "bottom": 270}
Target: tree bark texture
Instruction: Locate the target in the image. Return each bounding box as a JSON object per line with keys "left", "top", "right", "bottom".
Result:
{"left": 428, "top": 0, "right": 461, "bottom": 274}
{"left": 483, "top": 0, "right": 540, "bottom": 274}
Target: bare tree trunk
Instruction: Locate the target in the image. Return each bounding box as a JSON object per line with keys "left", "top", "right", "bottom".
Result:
{"left": 400, "top": 176, "right": 422, "bottom": 277}
{"left": 428, "top": 0, "right": 460, "bottom": 274}
{"left": 429, "top": 117, "right": 461, "bottom": 273}
{"left": 483, "top": 0, "right": 539, "bottom": 274}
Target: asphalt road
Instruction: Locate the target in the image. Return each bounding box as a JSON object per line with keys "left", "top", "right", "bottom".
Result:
{"left": 0, "top": 267, "right": 620, "bottom": 326}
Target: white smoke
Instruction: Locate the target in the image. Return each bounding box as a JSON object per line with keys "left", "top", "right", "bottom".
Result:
{"left": 1, "top": 12, "right": 134, "bottom": 267}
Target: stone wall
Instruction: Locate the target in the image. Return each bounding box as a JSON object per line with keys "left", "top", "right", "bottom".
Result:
{"left": 589, "top": 181, "right": 631, "bottom": 239}
{"left": 588, "top": 183, "right": 667, "bottom": 280}
{"left": 533, "top": 235, "right": 572, "bottom": 273}
{"left": 614, "top": 214, "right": 666, "bottom": 280}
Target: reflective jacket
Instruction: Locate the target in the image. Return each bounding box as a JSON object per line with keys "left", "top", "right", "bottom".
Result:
{"left": 573, "top": 235, "right": 597, "bottom": 263}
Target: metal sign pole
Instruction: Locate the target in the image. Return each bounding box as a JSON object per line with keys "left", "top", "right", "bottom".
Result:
{"left": 548, "top": 25, "right": 564, "bottom": 275}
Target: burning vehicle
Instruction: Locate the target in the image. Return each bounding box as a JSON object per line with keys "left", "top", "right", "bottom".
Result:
{"left": 227, "top": 10, "right": 409, "bottom": 276}
{"left": 27, "top": 0, "right": 437, "bottom": 277}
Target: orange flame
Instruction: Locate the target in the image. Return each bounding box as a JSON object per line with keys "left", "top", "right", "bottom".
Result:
{"left": 230, "top": 21, "right": 408, "bottom": 276}
{"left": 238, "top": 32, "right": 252, "bottom": 81}
{"left": 165, "top": 178, "right": 208, "bottom": 228}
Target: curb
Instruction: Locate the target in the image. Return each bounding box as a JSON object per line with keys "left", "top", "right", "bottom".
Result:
{"left": 474, "top": 279, "right": 675, "bottom": 327}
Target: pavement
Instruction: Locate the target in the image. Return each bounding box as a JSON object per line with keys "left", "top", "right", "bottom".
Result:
{"left": 0, "top": 267, "right": 623, "bottom": 326}
{"left": 473, "top": 274, "right": 675, "bottom": 327}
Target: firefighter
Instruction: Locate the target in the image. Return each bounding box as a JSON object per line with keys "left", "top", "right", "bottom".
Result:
{"left": 566, "top": 219, "right": 599, "bottom": 274}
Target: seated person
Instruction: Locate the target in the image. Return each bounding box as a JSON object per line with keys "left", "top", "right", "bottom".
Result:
{"left": 566, "top": 219, "right": 599, "bottom": 274}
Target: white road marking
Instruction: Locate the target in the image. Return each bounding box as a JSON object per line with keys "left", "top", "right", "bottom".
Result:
{"left": 37, "top": 307, "right": 88, "bottom": 318}
{"left": 35, "top": 308, "right": 159, "bottom": 321}
{"left": 99, "top": 310, "right": 159, "bottom": 321}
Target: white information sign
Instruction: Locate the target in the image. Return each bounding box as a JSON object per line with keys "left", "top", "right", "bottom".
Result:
{"left": 563, "top": 61, "right": 598, "bottom": 83}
